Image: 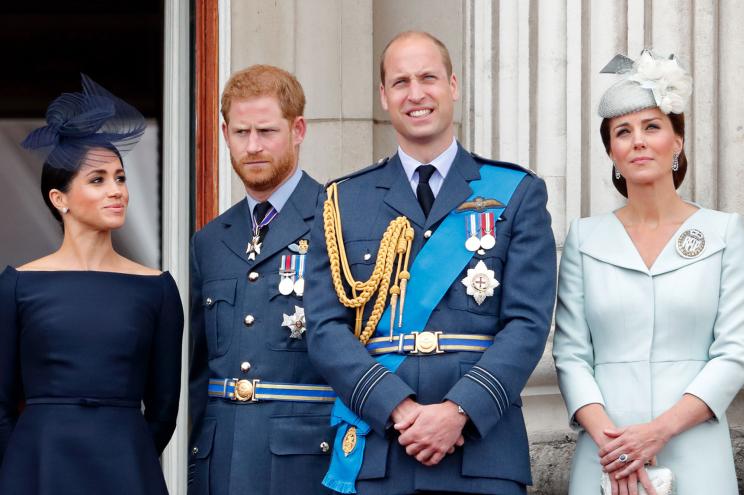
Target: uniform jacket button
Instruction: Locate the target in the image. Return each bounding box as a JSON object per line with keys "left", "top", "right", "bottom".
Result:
{"left": 192, "top": 446, "right": 199, "bottom": 455}
{"left": 423, "top": 230, "right": 432, "bottom": 239}
{"left": 240, "top": 361, "right": 251, "bottom": 372}
{"left": 248, "top": 271, "right": 259, "bottom": 281}
{"left": 205, "top": 297, "right": 214, "bottom": 306}
{"left": 244, "top": 314, "right": 255, "bottom": 326}
{"left": 320, "top": 441, "right": 330, "bottom": 453}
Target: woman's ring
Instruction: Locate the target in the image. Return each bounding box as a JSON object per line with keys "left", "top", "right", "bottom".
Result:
{"left": 618, "top": 453, "right": 630, "bottom": 463}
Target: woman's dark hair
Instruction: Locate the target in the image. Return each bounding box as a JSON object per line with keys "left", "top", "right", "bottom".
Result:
{"left": 600, "top": 112, "right": 687, "bottom": 198}
{"left": 40, "top": 163, "right": 77, "bottom": 224}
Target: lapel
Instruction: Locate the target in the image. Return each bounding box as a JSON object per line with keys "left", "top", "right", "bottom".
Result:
{"left": 425, "top": 145, "right": 480, "bottom": 229}
{"left": 379, "top": 144, "right": 481, "bottom": 229}
{"left": 219, "top": 198, "right": 255, "bottom": 265}
{"left": 218, "top": 172, "right": 320, "bottom": 267}
{"left": 379, "top": 153, "right": 427, "bottom": 228}
{"left": 250, "top": 172, "right": 319, "bottom": 268}
{"left": 579, "top": 209, "right": 726, "bottom": 276}
{"left": 649, "top": 209, "right": 725, "bottom": 276}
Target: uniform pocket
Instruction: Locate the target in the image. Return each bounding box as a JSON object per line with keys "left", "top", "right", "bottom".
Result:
{"left": 268, "top": 415, "right": 335, "bottom": 495}
{"left": 188, "top": 418, "right": 217, "bottom": 494}
{"left": 344, "top": 239, "right": 378, "bottom": 282}
{"left": 202, "top": 278, "right": 237, "bottom": 358}
{"left": 445, "top": 235, "right": 509, "bottom": 316}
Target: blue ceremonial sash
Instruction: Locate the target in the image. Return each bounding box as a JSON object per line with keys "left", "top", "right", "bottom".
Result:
{"left": 322, "top": 165, "right": 527, "bottom": 493}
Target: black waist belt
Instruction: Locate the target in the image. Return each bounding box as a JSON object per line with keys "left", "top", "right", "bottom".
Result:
{"left": 25, "top": 397, "right": 141, "bottom": 408}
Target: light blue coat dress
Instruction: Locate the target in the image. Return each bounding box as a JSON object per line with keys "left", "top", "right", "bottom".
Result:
{"left": 553, "top": 208, "right": 744, "bottom": 494}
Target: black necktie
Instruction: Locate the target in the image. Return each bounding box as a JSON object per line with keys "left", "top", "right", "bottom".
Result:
{"left": 253, "top": 201, "right": 272, "bottom": 224}
{"left": 416, "top": 164, "right": 436, "bottom": 218}
{"left": 253, "top": 201, "right": 273, "bottom": 237}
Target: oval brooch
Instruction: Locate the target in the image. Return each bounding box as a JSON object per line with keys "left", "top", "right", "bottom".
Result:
{"left": 676, "top": 228, "right": 705, "bottom": 259}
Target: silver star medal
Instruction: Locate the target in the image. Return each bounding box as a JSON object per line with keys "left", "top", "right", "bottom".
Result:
{"left": 461, "top": 260, "right": 499, "bottom": 305}
{"left": 282, "top": 305, "right": 306, "bottom": 339}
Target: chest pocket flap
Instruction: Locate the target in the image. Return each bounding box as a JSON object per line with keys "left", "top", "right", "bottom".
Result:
{"left": 202, "top": 278, "right": 237, "bottom": 357}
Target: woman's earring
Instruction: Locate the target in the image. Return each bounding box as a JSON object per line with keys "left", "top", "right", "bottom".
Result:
{"left": 614, "top": 164, "right": 621, "bottom": 180}
{"left": 62, "top": 207, "right": 69, "bottom": 214}
{"left": 672, "top": 152, "right": 679, "bottom": 172}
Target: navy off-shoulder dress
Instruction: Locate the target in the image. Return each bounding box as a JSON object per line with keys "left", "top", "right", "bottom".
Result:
{"left": 0, "top": 266, "right": 184, "bottom": 494}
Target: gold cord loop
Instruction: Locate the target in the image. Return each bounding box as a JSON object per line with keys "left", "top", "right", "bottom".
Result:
{"left": 323, "top": 182, "right": 414, "bottom": 344}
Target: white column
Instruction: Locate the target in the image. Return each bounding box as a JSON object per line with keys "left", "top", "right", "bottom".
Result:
{"left": 719, "top": 0, "right": 744, "bottom": 213}
{"left": 691, "top": 1, "right": 718, "bottom": 207}
{"left": 218, "top": 0, "right": 233, "bottom": 214}
{"left": 536, "top": 0, "right": 567, "bottom": 242}
{"left": 161, "top": 0, "right": 191, "bottom": 492}
{"left": 468, "top": 0, "right": 493, "bottom": 157}
{"left": 588, "top": 0, "right": 627, "bottom": 216}
{"left": 564, "top": 0, "right": 584, "bottom": 225}
{"left": 497, "top": 0, "right": 519, "bottom": 163}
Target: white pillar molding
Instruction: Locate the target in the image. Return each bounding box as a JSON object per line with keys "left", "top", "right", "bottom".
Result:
{"left": 691, "top": 0, "right": 718, "bottom": 207}
{"left": 497, "top": 0, "right": 520, "bottom": 163}
{"left": 463, "top": 0, "right": 493, "bottom": 157}
{"left": 161, "top": 0, "right": 191, "bottom": 492}
{"left": 719, "top": 0, "right": 744, "bottom": 213}
{"left": 218, "top": 0, "right": 233, "bottom": 214}
{"left": 564, "top": 0, "right": 584, "bottom": 225}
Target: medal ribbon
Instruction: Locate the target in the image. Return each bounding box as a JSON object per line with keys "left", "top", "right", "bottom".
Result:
{"left": 252, "top": 206, "right": 278, "bottom": 237}
{"left": 297, "top": 254, "right": 305, "bottom": 280}
{"left": 323, "top": 164, "right": 528, "bottom": 494}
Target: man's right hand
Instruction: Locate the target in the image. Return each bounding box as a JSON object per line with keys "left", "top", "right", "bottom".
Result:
{"left": 390, "top": 397, "right": 421, "bottom": 431}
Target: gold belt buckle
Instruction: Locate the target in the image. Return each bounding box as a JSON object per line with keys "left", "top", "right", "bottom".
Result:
{"left": 411, "top": 331, "right": 443, "bottom": 354}
{"left": 234, "top": 379, "right": 259, "bottom": 402}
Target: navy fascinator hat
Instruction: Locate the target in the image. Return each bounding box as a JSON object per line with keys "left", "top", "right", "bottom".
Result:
{"left": 21, "top": 74, "right": 146, "bottom": 171}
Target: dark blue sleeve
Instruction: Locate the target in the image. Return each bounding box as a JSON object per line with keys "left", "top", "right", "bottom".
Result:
{"left": 188, "top": 235, "right": 209, "bottom": 434}
{"left": 305, "top": 191, "right": 415, "bottom": 435}
{"left": 0, "top": 267, "right": 21, "bottom": 466}
{"left": 143, "top": 272, "right": 184, "bottom": 454}
{"left": 444, "top": 176, "right": 557, "bottom": 438}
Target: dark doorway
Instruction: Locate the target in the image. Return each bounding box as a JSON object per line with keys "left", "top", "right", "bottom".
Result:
{"left": 0, "top": 1, "right": 165, "bottom": 268}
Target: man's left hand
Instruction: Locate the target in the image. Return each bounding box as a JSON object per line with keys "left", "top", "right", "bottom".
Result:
{"left": 396, "top": 400, "right": 467, "bottom": 466}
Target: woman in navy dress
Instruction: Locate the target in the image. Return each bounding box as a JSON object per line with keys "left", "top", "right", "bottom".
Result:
{"left": 0, "top": 75, "right": 184, "bottom": 494}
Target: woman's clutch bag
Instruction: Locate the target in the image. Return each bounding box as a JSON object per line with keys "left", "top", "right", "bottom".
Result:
{"left": 600, "top": 466, "right": 674, "bottom": 495}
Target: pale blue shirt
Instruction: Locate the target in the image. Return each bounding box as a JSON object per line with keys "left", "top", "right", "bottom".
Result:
{"left": 398, "top": 138, "right": 458, "bottom": 198}
{"left": 246, "top": 166, "right": 303, "bottom": 217}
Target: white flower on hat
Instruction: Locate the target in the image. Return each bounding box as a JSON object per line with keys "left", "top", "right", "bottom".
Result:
{"left": 628, "top": 50, "right": 692, "bottom": 114}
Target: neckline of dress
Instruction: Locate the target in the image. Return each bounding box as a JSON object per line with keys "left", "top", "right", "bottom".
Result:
{"left": 8, "top": 266, "right": 166, "bottom": 278}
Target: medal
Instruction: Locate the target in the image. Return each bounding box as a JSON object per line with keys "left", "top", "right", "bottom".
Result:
{"left": 676, "top": 228, "right": 705, "bottom": 259}
{"left": 281, "top": 305, "right": 306, "bottom": 339}
{"left": 246, "top": 235, "right": 262, "bottom": 261}
{"left": 480, "top": 212, "right": 496, "bottom": 250}
{"left": 246, "top": 205, "right": 278, "bottom": 260}
{"left": 342, "top": 426, "right": 357, "bottom": 456}
{"left": 293, "top": 254, "right": 306, "bottom": 296}
{"left": 461, "top": 260, "right": 499, "bottom": 305}
{"left": 465, "top": 214, "right": 480, "bottom": 251}
{"left": 279, "top": 255, "right": 296, "bottom": 295}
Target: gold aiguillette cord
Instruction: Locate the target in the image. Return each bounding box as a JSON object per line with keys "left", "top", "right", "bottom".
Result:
{"left": 323, "top": 182, "right": 414, "bottom": 345}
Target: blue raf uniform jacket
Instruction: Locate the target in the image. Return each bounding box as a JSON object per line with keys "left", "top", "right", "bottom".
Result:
{"left": 189, "top": 172, "right": 334, "bottom": 495}
{"left": 304, "top": 145, "right": 557, "bottom": 495}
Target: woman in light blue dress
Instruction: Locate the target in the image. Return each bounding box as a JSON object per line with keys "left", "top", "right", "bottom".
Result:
{"left": 553, "top": 51, "right": 744, "bottom": 495}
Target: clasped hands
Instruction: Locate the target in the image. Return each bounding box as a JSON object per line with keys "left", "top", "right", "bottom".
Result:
{"left": 597, "top": 421, "right": 670, "bottom": 495}
{"left": 390, "top": 397, "right": 467, "bottom": 467}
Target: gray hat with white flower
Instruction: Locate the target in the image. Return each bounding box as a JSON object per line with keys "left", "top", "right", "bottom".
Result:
{"left": 598, "top": 50, "right": 693, "bottom": 119}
